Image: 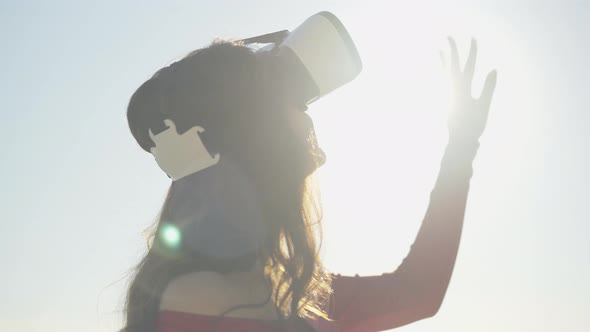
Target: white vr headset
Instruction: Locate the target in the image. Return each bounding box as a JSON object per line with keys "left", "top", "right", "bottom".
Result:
{"left": 150, "top": 11, "right": 362, "bottom": 181}
{"left": 241, "top": 11, "right": 362, "bottom": 106}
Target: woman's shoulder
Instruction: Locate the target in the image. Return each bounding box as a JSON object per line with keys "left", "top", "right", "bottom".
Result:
{"left": 157, "top": 310, "right": 288, "bottom": 332}
{"left": 160, "top": 270, "right": 280, "bottom": 320}
{"left": 160, "top": 271, "right": 227, "bottom": 314}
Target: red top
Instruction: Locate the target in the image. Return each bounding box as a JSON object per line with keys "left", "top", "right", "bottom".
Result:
{"left": 157, "top": 141, "right": 479, "bottom": 332}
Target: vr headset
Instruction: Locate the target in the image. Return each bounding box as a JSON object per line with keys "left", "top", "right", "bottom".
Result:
{"left": 239, "top": 11, "right": 362, "bottom": 107}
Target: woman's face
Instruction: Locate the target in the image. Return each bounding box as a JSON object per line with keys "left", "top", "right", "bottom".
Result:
{"left": 285, "top": 104, "right": 326, "bottom": 169}
{"left": 286, "top": 104, "right": 314, "bottom": 141}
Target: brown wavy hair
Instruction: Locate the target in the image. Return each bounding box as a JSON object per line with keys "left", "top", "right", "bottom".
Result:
{"left": 122, "top": 40, "right": 332, "bottom": 332}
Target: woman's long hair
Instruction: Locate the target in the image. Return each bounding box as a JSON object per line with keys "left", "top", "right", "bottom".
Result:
{"left": 122, "top": 40, "right": 332, "bottom": 332}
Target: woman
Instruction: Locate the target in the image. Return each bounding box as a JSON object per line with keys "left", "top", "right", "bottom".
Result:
{"left": 123, "top": 35, "right": 497, "bottom": 332}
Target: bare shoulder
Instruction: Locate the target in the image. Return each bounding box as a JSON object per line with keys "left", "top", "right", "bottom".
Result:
{"left": 160, "top": 270, "right": 279, "bottom": 320}
{"left": 160, "top": 271, "right": 233, "bottom": 315}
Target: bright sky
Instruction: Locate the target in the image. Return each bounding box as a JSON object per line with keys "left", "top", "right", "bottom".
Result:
{"left": 1, "top": 1, "right": 588, "bottom": 331}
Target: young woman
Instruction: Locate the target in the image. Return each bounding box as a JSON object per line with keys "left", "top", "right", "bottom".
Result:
{"left": 123, "top": 36, "right": 497, "bottom": 332}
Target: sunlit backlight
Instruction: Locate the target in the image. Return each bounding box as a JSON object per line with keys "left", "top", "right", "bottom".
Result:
{"left": 308, "top": 4, "right": 531, "bottom": 276}
{"left": 159, "top": 223, "right": 182, "bottom": 249}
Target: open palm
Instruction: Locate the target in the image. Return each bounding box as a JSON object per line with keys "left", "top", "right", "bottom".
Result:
{"left": 443, "top": 37, "right": 497, "bottom": 142}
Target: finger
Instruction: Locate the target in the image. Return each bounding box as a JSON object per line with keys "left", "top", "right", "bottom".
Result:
{"left": 447, "top": 36, "right": 460, "bottom": 77}
{"left": 464, "top": 38, "right": 477, "bottom": 85}
{"left": 478, "top": 70, "right": 498, "bottom": 109}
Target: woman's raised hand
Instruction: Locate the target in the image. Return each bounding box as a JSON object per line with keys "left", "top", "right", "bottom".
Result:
{"left": 442, "top": 37, "right": 497, "bottom": 143}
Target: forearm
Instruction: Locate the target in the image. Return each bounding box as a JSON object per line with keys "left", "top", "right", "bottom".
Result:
{"left": 329, "top": 139, "right": 480, "bottom": 332}
{"left": 396, "top": 138, "right": 479, "bottom": 311}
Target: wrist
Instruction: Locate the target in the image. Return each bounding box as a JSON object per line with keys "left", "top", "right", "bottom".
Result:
{"left": 443, "top": 138, "right": 479, "bottom": 166}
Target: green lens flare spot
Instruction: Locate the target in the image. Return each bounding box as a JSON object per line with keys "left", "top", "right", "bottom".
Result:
{"left": 160, "top": 223, "right": 182, "bottom": 249}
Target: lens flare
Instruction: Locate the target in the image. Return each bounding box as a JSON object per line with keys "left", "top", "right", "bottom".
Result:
{"left": 159, "top": 223, "right": 182, "bottom": 249}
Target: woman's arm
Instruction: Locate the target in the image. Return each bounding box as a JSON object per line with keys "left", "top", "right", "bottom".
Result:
{"left": 328, "top": 139, "right": 478, "bottom": 332}
{"left": 327, "top": 38, "right": 497, "bottom": 332}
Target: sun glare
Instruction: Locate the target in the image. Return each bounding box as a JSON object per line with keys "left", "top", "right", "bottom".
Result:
{"left": 307, "top": 4, "right": 531, "bottom": 276}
